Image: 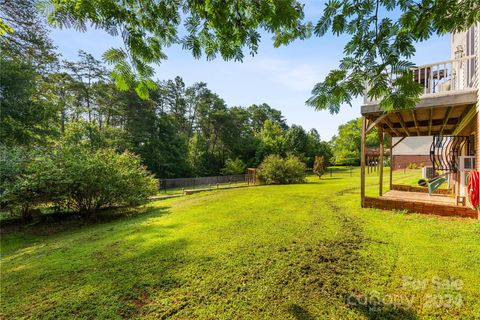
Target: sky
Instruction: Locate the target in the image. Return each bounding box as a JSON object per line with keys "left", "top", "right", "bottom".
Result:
{"left": 48, "top": 1, "right": 451, "bottom": 141}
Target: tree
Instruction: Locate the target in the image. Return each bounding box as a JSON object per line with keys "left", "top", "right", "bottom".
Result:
{"left": 305, "top": 129, "right": 333, "bottom": 167}
{"left": 330, "top": 118, "right": 379, "bottom": 165}
{"left": 221, "top": 158, "right": 247, "bottom": 175}
{"left": 307, "top": 0, "right": 479, "bottom": 113}
{"left": 313, "top": 155, "right": 326, "bottom": 179}
{"left": 256, "top": 119, "right": 286, "bottom": 164}
{"left": 248, "top": 103, "right": 288, "bottom": 132}
{"left": 40, "top": 72, "right": 77, "bottom": 134}
{"left": 285, "top": 124, "right": 308, "bottom": 159}
{"left": 0, "top": 0, "right": 60, "bottom": 146}
{"left": 65, "top": 51, "right": 109, "bottom": 125}
{"left": 0, "top": 0, "right": 57, "bottom": 67}
{"left": 0, "top": 59, "right": 58, "bottom": 146}
{"left": 44, "top": 0, "right": 310, "bottom": 98}
{"left": 161, "top": 76, "right": 188, "bottom": 134}
{"left": 39, "top": 0, "right": 479, "bottom": 106}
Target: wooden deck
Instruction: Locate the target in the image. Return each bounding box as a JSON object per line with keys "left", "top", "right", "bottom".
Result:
{"left": 364, "top": 190, "right": 478, "bottom": 219}
{"left": 382, "top": 190, "right": 456, "bottom": 205}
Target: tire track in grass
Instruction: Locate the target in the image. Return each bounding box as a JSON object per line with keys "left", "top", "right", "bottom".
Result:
{"left": 282, "top": 186, "right": 417, "bottom": 319}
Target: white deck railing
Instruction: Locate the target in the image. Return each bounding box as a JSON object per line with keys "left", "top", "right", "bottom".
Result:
{"left": 364, "top": 55, "right": 477, "bottom": 105}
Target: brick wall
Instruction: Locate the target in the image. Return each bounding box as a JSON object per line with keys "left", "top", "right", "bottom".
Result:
{"left": 475, "top": 23, "right": 479, "bottom": 170}
{"left": 392, "top": 155, "right": 431, "bottom": 169}
{"left": 364, "top": 197, "right": 478, "bottom": 218}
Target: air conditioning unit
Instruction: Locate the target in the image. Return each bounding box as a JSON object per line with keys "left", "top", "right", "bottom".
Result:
{"left": 459, "top": 156, "right": 476, "bottom": 171}
{"left": 458, "top": 156, "right": 476, "bottom": 198}
{"left": 422, "top": 166, "right": 435, "bottom": 179}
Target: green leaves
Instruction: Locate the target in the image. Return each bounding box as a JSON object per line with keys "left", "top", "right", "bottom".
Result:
{"left": 45, "top": 0, "right": 310, "bottom": 99}
{"left": 135, "top": 78, "right": 157, "bottom": 100}
{"left": 0, "top": 146, "right": 158, "bottom": 216}
{"left": 257, "top": 154, "right": 306, "bottom": 185}
{"left": 103, "top": 48, "right": 128, "bottom": 65}
{"left": 0, "top": 18, "right": 13, "bottom": 35}
{"left": 306, "top": 69, "right": 358, "bottom": 114}
{"left": 308, "top": 0, "right": 480, "bottom": 114}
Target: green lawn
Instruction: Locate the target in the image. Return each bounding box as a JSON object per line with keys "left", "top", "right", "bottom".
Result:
{"left": 2, "top": 170, "right": 479, "bottom": 319}
{"left": 391, "top": 168, "right": 448, "bottom": 189}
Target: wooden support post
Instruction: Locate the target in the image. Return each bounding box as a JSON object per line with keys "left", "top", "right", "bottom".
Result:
{"left": 361, "top": 117, "right": 367, "bottom": 207}
{"left": 379, "top": 128, "right": 384, "bottom": 196}
{"left": 389, "top": 135, "right": 393, "bottom": 191}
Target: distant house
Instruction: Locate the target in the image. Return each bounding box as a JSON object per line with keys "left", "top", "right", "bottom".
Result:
{"left": 391, "top": 137, "right": 431, "bottom": 169}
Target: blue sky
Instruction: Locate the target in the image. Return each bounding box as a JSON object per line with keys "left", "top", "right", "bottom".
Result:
{"left": 48, "top": 1, "right": 450, "bottom": 140}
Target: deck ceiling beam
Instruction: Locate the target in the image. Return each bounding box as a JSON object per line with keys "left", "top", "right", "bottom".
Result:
{"left": 395, "top": 113, "right": 410, "bottom": 136}
{"left": 382, "top": 117, "right": 401, "bottom": 136}
{"left": 382, "top": 117, "right": 461, "bottom": 136}
{"left": 366, "top": 114, "right": 387, "bottom": 133}
{"left": 411, "top": 110, "right": 421, "bottom": 135}
{"left": 428, "top": 108, "right": 433, "bottom": 135}
{"left": 453, "top": 104, "right": 475, "bottom": 135}
{"left": 440, "top": 107, "right": 453, "bottom": 135}
{"left": 388, "top": 117, "right": 459, "bottom": 128}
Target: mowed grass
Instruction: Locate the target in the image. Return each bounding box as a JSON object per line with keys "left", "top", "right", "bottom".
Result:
{"left": 1, "top": 170, "right": 480, "bottom": 319}
{"left": 391, "top": 168, "right": 449, "bottom": 189}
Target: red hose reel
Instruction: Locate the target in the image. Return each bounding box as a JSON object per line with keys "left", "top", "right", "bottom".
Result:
{"left": 467, "top": 170, "right": 480, "bottom": 209}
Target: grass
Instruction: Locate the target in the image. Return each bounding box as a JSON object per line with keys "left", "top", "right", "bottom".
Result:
{"left": 391, "top": 168, "right": 448, "bottom": 189}
{"left": 156, "top": 181, "right": 249, "bottom": 196}
{"left": 1, "top": 169, "right": 479, "bottom": 319}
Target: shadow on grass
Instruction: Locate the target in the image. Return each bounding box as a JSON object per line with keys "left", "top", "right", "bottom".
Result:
{"left": 288, "top": 304, "right": 316, "bottom": 320}
{"left": 1, "top": 204, "right": 171, "bottom": 236}
{"left": 1, "top": 204, "right": 195, "bottom": 319}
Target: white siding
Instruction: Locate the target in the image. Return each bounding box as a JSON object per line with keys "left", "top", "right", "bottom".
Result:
{"left": 392, "top": 137, "right": 432, "bottom": 156}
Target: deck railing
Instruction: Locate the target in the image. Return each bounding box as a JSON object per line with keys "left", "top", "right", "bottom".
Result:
{"left": 364, "top": 55, "right": 477, "bottom": 105}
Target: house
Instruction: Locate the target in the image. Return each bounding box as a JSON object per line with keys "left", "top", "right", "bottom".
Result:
{"left": 360, "top": 24, "right": 479, "bottom": 218}
{"left": 391, "top": 137, "right": 431, "bottom": 169}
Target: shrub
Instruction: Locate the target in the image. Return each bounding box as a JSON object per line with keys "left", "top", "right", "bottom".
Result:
{"left": 221, "top": 158, "right": 246, "bottom": 175}
{"left": 407, "top": 162, "right": 418, "bottom": 169}
{"left": 257, "top": 154, "right": 306, "bottom": 184}
{"left": 313, "top": 155, "right": 326, "bottom": 179}
{"left": 0, "top": 146, "right": 41, "bottom": 219}
{"left": 1, "top": 146, "right": 158, "bottom": 218}
{"left": 50, "top": 147, "right": 158, "bottom": 214}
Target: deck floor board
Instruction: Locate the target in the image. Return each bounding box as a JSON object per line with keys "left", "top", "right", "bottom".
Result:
{"left": 382, "top": 190, "right": 456, "bottom": 205}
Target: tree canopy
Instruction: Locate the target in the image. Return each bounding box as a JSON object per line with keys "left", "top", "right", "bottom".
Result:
{"left": 40, "top": 0, "right": 310, "bottom": 98}
{"left": 306, "top": 0, "right": 479, "bottom": 113}
{"left": 0, "top": 1, "right": 331, "bottom": 178}
{"left": 13, "top": 0, "right": 477, "bottom": 108}
{"left": 330, "top": 118, "right": 380, "bottom": 165}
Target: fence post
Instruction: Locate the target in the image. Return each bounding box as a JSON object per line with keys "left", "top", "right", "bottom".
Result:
{"left": 193, "top": 178, "right": 196, "bottom": 190}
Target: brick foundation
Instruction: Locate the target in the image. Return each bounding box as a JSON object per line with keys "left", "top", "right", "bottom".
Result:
{"left": 391, "top": 184, "right": 451, "bottom": 195}
{"left": 392, "top": 155, "right": 431, "bottom": 170}
{"left": 364, "top": 197, "right": 478, "bottom": 219}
